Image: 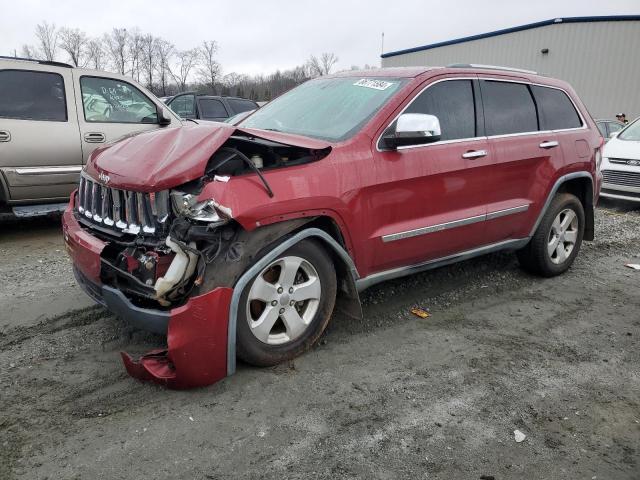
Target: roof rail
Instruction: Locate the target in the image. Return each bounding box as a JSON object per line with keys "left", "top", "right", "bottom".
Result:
{"left": 447, "top": 63, "right": 537, "bottom": 75}
{"left": 0, "top": 55, "right": 73, "bottom": 68}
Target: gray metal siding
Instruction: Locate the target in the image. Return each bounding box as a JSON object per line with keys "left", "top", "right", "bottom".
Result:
{"left": 381, "top": 21, "right": 640, "bottom": 119}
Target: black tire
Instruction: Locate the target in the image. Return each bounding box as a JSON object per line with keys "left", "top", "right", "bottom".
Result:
{"left": 237, "top": 239, "right": 337, "bottom": 367}
{"left": 517, "top": 193, "right": 585, "bottom": 277}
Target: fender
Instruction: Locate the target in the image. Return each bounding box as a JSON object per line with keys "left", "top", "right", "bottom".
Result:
{"left": 226, "top": 227, "right": 360, "bottom": 376}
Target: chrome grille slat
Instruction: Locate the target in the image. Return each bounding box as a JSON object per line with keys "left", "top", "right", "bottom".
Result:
{"left": 75, "top": 173, "right": 170, "bottom": 235}
{"left": 602, "top": 170, "right": 640, "bottom": 188}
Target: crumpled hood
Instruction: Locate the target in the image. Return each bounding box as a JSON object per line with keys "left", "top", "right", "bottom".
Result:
{"left": 85, "top": 123, "right": 332, "bottom": 192}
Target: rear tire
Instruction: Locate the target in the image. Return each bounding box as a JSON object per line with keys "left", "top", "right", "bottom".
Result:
{"left": 517, "top": 193, "right": 585, "bottom": 277}
{"left": 237, "top": 239, "right": 337, "bottom": 367}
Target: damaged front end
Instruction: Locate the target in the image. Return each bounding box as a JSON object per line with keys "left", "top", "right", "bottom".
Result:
{"left": 64, "top": 125, "right": 334, "bottom": 389}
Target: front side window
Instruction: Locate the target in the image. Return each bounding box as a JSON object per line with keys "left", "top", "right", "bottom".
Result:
{"left": 608, "top": 122, "right": 623, "bottom": 135}
{"left": 227, "top": 98, "right": 257, "bottom": 114}
{"left": 80, "top": 76, "right": 157, "bottom": 123}
{"left": 481, "top": 81, "right": 538, "bottom": 136}
{"left": 168, "top": 94, "right": 196, "bottom": 119}
{"left": 0, "top": 70, "right": 66, "bottom": 121}
{"left": 405, "top": 80, "right": 476, "bottom": 141}
{"left": 240, "top": 77, "right": 406, "bottom": 142}
{"left": 531, "top": 86, "right": 582, "bottom": 130}
{"left": 199, "top": 98, "right": 228, "bottom": 119}
{"left": 618, "top": 119, "right": 640, "bottom": 141}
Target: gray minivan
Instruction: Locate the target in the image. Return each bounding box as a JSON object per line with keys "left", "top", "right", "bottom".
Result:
{"left": 0, "top": 57, "right": 180, "bottom": 217}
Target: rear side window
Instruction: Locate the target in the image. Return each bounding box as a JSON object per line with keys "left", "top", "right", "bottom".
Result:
{"left": 405, "top": 80, "right": 476, "bottom": 141}
{"left": 531, "top": 86, "right": 582, "bottom": 130}
{"left": 226, "top": 98, "right": 258, "bottom": 114}
{"left": 481, "top": 81, "right": 537, "bottom": 136}
{"left": 0, "top": 70, "right": 67, "bottom": 121}
{"left": 199, "top": 98, "right": 228, "bottom": 119}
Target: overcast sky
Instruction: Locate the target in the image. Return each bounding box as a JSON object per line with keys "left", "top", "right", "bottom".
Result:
{"left": 1, "top": 0, "right": 638, "bottom": 76}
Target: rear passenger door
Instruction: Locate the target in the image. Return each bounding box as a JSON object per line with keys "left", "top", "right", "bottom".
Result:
{"left": 478, "top": 79, "right": 563, "bottom": 244}
{"left": 0, "top": 67, "right": 82, "bottom": 202}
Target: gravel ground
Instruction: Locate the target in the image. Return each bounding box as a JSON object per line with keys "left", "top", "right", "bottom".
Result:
{"left": 1, "top": 199, "right": 639, "bottom": 480}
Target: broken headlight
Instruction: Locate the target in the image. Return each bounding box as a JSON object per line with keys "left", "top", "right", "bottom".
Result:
{"left": 171, "top": 191, "right": 228, "bottom": 225}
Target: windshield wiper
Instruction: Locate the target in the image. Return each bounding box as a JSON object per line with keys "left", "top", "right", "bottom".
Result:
{"left": 185, "top": 118, "right": 199, "bottom": 124}
{"left": 263, "top": 128, "right": 282, "bottom": 132}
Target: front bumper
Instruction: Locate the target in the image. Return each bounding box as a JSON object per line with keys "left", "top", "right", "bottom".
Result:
{"left": 63, "top": 195, "right": 232, "bottom": 389}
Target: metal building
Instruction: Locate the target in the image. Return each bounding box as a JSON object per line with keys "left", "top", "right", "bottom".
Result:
{"left": 381, "top": 16, "right": 640, "bottom": 120}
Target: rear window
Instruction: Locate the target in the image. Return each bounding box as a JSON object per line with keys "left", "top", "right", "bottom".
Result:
{"left": 481, "top": 81, "right": 538, "bottom": 136}
{"left": 531, "top": 86, "right": 582, "bottom": 130}
{"left": 199, "top": 98, "right": 228, "bottom": 119}
{"left": 226, "top": 98, "right": 257, "bottom": 114}
{"left": 0, "top": 70, "right": 67, "bottom": 121}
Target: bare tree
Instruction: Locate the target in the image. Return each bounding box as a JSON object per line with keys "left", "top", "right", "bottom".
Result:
{"left": 140, "top": 34, "right": 159, "bottom": 90}
{"left": 20, "top": 45, "right": 37, "bottom": 59}
{"left": 59, "top": 27, "right": 88, "bottom": 66}
{"left": 104, "top": 28, "right": 129, "bottom": 74}
{"left": 155, "top": 39, "right": 174, "bottom": 95}
{"left": 128, "top": 28, "right": 143, "bottom": 82}
{"left": 86, "top": 38, "right": 105, "bottom": 70}
{"left": 35, "top": 22, "right": 58, "bottom": 61}
{"left": 197, "top": 40, "right": 221, "bottom": 93}
{"left": 169, "top": 48, "right": 199, "bottom": 92}
{"left": 306, "top": 52, "right": 339, "bottom": 77}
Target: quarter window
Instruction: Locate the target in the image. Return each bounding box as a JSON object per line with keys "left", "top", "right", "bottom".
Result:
{"left": 80, "top": 76, "right": 157, "bottom": 123}
{"left": 405, "top": 80, "right": 476, "bottom": 141}
{"left": 0, "top": 70, "right": 67, "bottom": 121}
{"left": 531, "top": 86, "right": 582, "bottom": 130}
{"left": 199, "top": 99, "right": 228, "bottom": 119}
{"left": 481, "top": 81, "right": 538, "bottom": 136}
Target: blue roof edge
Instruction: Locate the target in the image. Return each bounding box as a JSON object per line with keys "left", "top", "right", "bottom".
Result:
{"left": 381, "top": 15, "right": 640, "bottom": 58}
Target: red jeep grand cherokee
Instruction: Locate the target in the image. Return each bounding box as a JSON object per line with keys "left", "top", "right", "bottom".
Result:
{"left": 62, "top": 65, "right": 603, "bottom": 388}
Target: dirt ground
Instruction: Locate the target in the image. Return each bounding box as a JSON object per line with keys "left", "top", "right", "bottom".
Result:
{"left": 1, "top": 199, "right": 639, "bottom": 480}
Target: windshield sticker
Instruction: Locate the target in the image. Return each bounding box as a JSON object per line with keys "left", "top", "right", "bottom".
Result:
{"left": 353, "top": 79, "right": 395, "bottom": 90}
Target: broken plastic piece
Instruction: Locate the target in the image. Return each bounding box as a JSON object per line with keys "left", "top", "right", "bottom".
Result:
{"left": 514, "top": 429, "right": 526, "bottom": 443}
{"left": 624, "top": 263, "right": 640, "bottom": 270}
{"left": 411, "top": 307, "right": 431, "bottom": 319}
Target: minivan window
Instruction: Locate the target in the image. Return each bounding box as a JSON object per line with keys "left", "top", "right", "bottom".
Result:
{"left": 80, "top": 76, "right": 157, "bottom": 123}
{"left": 531, "top": 86, "right": 582, "bottom": 130}
{"left": 481, "top": 81, "right": 538, "bottom": 136}
{"left": 199, "top": 98, "right": 228, "bottom": 119}
{"left": 0, "top": 70, "right": 67, "bottom": 121}
{"left": 405, "top": 80, "right": 475, "bottom": 141}
{"left": 240, "top": 77, "right": 406, "bottom": 142}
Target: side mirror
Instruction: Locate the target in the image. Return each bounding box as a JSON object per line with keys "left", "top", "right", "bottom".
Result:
{"left": 158, "top": 107, "right": 172, "bottom": 126}
{"left": 609, "top": 131, "right": 619, "bottom": 139}
{"left": 383, "top": 113, "right": 441, "bottom": 149}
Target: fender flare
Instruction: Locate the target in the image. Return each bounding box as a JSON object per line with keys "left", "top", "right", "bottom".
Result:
{"left": 226, "top": 227, "right": 360, "bottom": 375}
{"left": 528, "top": 171, "right": 595, "bottom": 238}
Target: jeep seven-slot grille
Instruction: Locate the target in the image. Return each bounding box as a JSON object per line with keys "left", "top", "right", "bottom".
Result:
{"left": 76, "top": 174, "right": 170, "bottom": 235}
{"left": 602, "top": 170, "right": 640, "bottom": 189}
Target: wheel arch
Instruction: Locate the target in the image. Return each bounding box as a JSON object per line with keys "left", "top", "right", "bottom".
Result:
{"left": 530, "top": 172, "right": 595, "bottom": 241}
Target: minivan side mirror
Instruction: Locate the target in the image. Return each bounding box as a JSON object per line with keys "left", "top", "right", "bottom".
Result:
{"left": 383, "top": 113, "right": 441, "bottom": 149}
{"left": 158, "top": 107, "right": 172, "bottom": 126}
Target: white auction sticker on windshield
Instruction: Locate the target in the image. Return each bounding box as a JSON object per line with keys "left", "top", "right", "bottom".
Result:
{"left": 353, "top": 79, "right": 394, "bottom": 90}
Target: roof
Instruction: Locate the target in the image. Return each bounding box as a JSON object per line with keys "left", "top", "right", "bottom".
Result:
{"left": 381, "top": 15, "right": 640, "bottom": 58}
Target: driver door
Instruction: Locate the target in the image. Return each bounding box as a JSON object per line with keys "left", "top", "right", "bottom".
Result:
{"left": 368, "top": 77, "right": 490, "bottom": 273}
{"left": 73, "top": 73, "right": 167, "bottom": 163}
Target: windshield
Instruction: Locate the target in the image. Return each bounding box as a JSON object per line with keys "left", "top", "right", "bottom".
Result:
{"left": 618, "top": 118, "right": 640, "bottom": 141}
{"left": 239, "top": 77, "right": 406, "bottom": 141}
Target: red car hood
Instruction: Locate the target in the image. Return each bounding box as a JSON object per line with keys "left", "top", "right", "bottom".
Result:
{"left": 85, "top": 123, "right": 332, "bottom": 192}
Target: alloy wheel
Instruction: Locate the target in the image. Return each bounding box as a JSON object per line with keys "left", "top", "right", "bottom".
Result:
{"left": 547, "top": 208, "right": 579, "bottom": 265}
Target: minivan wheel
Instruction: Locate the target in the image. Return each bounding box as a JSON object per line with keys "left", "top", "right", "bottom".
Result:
{"left": 517, "top": 193, "right": 585, "bottom": 277}
{"left": 236, "top": 239, "right": 337, "bottom": 367}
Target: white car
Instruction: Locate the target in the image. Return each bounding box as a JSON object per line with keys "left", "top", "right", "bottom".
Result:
{"left": 601, "top": 118, "right": 640, "bottom": 202}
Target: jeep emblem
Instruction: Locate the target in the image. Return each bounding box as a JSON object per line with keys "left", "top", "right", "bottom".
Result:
{"left": 99, "top": 172, "right": 110, "bottom": 184}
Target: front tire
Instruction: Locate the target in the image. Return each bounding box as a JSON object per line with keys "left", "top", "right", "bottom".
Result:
{"left": 237, "top": 239, "right": 337, "bottom": 367}
{"left": 517, "top": 193, "right": 585, "bottom": 277}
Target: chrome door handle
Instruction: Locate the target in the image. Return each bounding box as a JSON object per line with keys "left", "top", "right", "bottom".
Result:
{"left": 462, "top": 149, "right": 487, "bottom": 159}
{"left": 0, "top": 130, "right": 11, "bottom": 142}
{"left": 539, "top": 140, "right": 559, "bottom": 149}
{"left": 84, "top": 132, "right": 106, "bottom": 143}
